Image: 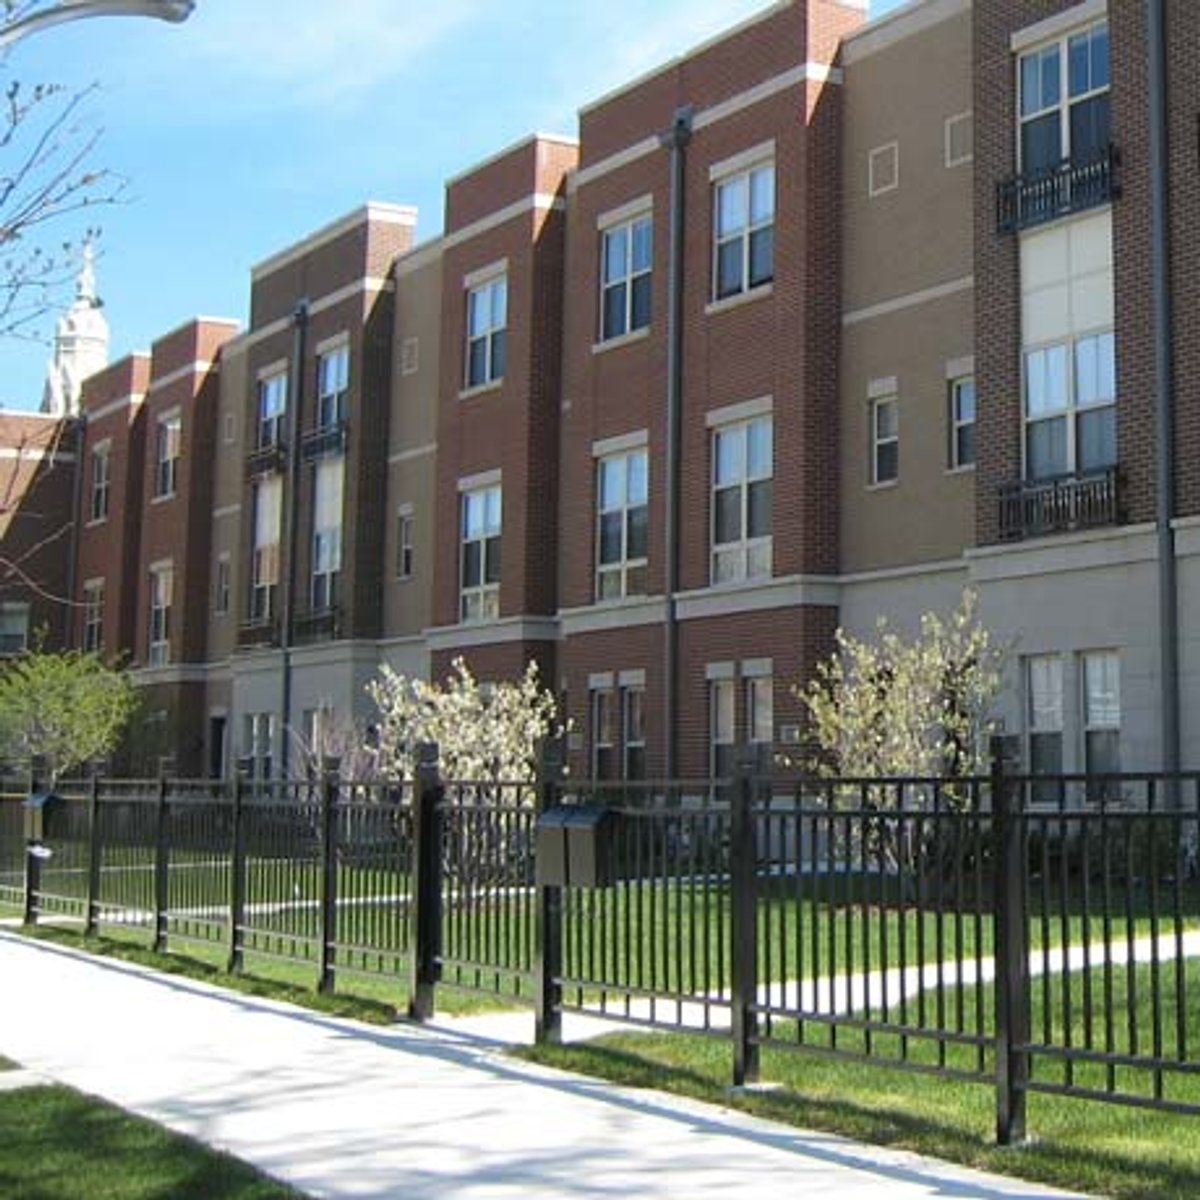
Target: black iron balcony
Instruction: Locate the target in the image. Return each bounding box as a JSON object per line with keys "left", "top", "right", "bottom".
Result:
{"left": 245, "top": 440, "right": 286, "bottom": 479}
{"left": 237, "top": 616, "right": 279, "bottom": 649}
{"left": 300, "top": 420, "right": 347, "bottom": 461}
{"left": 997, "top": 144, "right": 1120, "bottom": 235}
{"left": 294, "top": 606, "right": 340, "bottom": 644}
{"left": 998, "top": 466, "right": 1123, "bottom": 542}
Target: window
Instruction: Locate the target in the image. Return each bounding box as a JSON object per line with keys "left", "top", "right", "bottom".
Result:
{"left": 623, "top": 687, "right": 646, "bottom": 781}
{"left": 868, "top": 142, "right": 899, "bottom": 197}
{"left": 747, "top": 675, "right": 774, "bottom": 771}
{"left": 396, "top": 506, "right": 414, "bottom": 579}
{"left": 0, "top": 603, "right": 28, "bottom": 656}
{"left": 257, "top": 371, "right": 287, "bottom": 450}
{"left": 155, "top": 414, "right": 181, "bottom": 498}
{"left": 870, "top": 396, "right": 899, "bottom": 485}
{"left": 1019, "top": 21, "right": 1109, "bottom": 173}
{"left": 316, "top": 344, "right": 349, "bottom": 431}
{"left": 714, "top": 162, "right": 774, "bottom": 300}
{"left": 712, "top": 416, "right": 772, "bottom": 584}
{"left": 302, "top": 705, "right": 334, "bottom": 761}
{"left": 950, "top": 377, "right": 976, "bottom": 469}
{"left": 311, "top": 458, "right": 343, "bottom": 611}
{"left": 711, "top": 678, "right": 736, "bottom": 779}
{"left": 214, "top": 555, "right": 231, "bottom": 617}
{"left": 1027, "top": 655, "right": 1063, "bottom": 803}
{"left": 89, "top": 444, "right": 110, "bottom": 522}
{"left": 83, "top": 579, "right": 104, "bottom": 652}
{"left": 596, "top": 449, "right": 648, "bottom": 600}
{"left": 592, "top": 688, "right": 616, "bottom": 781}
{"left": 601, "top": 214, "right": 652, "bottom": 340}
{"left": 251, "top": 476, "right": 282, "bottom": 622}
{"left": 1082, "top": 650, "right": 1120, "bottom": 780}
{"left": 465, "top": 274, "right": 507, "bottom": 388}
{"left": 243, "top": 712, "right": 274, "bottom": 782}
{"left": 1024, "top": 331, "right": 1115, "bottom": 479}
{"left": 148, "top": 564, "right": 172, "bottom": 666}
{"left": 460, "top": 484, "right": 501, "bottom": 621}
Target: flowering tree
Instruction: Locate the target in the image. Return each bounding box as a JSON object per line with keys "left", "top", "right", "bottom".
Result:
{"left": 367, "top": 657, "right": 561, "bottom": 793}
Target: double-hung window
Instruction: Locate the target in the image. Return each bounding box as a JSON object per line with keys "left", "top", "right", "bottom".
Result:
{"left": 311, "top": 458, "right": 343, "bottom": 612}
{"left": 83, "top": 579, "right": 104, "bottom": 653}
{"left": 600, "top": 213, "right": 652, "bottom": 341}
{"left": 396, "top": 506, "right": 414, "bottom": 579}
{"left": 90, "top": 443, "right": 110, "bottom": 522}
{"left": 155, "top": 414, "right": 181, "bottom": 499}
{"left": 316, "top": 344, "right": 349, "bottom": 431}
{"left": 596, "top": 448, "right": 648, "bottom": 600}
{"left": 712, "top": 416, "right": 772, "bottom": 584}
{"left": 148, "top": 563, "right": 172, "bottom": 666}
{"left": 623, "top": 687, "right": 646, "bottom": 781}
{"left": 949, "top": 377, "right": 976, "bottom": 470}
{"left": 244, "top": 712, "right": 274, "bottom": 782}
{"left": 1025, "top": 331, "right": 1115, "bottom": 479}
{"left": 710, "top": 677, "right": 736, "bottom": 779}
{"left": 1082, "top": 650, "right": 1120, "bottom": 780}
{"left": 747, "top": 675, "right": 774, "bottom": 772}
{"left": 871, "top": 396, "right": 899, "bottom": 485}
{"left": 465, "top": 273, "right": 507, "bottom": 389}
{"left": 460, "top": 484, "right": 501, "bottom": 621}
{"left": 713, "top": 160, "right": 774, "bottom": 300}
{"left": 251, "top": 476, "right": 282, "bottom": 622}
{"left": 214, "top": 555, "right": 231, "bottom": 617}
{"left": 1027, "top": 655, "right": 1063, "bottom": 802}
{"left": 258, "top": 371, "right": 287, "bottom": 450}
{"left": 1019, "top": 21, "right": 1109, "bottom": 173}
{"left": 592, "top": 688, "right": 616, "bottom": 781}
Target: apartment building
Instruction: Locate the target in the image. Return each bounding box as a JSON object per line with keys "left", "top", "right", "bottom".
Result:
{"left": 40, "top": 0, "right": 1198, "bottom": 783}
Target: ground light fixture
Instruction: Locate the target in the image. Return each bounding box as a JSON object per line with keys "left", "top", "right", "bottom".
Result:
{"left": 0, "top": 0, "right": 194, "bottom": 47}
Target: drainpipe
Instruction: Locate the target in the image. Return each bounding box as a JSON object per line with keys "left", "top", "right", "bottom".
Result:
{"left": 279, "top": 299, "right": 308, "bottom": 780}
{"left": 1147, "top": 0, "right": 1180, "bottom": 780}
{"left": 662, "top": 106, "right": 693, "bottom": 780}
{"left": 65, "top": 415, "right": 86, "bottom": 648}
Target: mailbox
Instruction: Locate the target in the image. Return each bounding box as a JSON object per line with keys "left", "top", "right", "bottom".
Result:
{"left": 536, "top": 805, "right": 616, "bottom": 888}
{"left": 23, "top": 792, "right": 62, "bottom": 845}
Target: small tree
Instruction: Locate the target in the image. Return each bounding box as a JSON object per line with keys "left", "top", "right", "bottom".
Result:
{"left": 0, "top": 648, "right": 136, "bottom": 782}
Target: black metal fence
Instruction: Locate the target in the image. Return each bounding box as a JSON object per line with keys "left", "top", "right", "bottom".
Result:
{"left": 3, "top": 747, "right": 1199, "bottom": 1143}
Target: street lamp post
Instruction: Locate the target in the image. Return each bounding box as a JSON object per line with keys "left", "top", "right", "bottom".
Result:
{"left": 0, "top": 0, "right": 193, "bottom": 48}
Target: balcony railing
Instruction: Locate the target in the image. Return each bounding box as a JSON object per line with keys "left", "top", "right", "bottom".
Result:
{"left": 245, "top": 441, "right": 286, "bottom": 479}
{"left": 300, "top": 420, "right": 347, "bottom": 461}
{"left": 237, "top": 616, "right": 279, "bottom": 649}
{"left": 998, "top": 466, "right": 1122, "bottom": 542}
{"left": 996, "top": 144, "right": 1119, "bottom": 235}
{"left": 294, "top": 606, "right": 340, "bottom": 644}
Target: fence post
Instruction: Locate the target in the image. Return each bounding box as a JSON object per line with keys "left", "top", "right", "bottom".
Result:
{"left": 408, "top": 742, "right": 442, "bottom": 1021}
{"left": 731, "top": 747, "right": 760, "bottom": 1086}
{"left": 992, "top": 736, "right": 1030, "bottom": 1144}
{"left": 318, "top": 757, "right": 341, "bottom": 995}
{"left": 153, "top": 773, "right": 169, "bottom": 954}
{"left": 228, "top": 771, "right": 246, "bottom": 974}
{"left": 85, "top": 773, "right": 101, "bottom": 936}
{"left": 22, "top": 760, "right": 44, "bottom": 926}
{"left": 535, "top": 737, "right": 565, "bottom": 1046}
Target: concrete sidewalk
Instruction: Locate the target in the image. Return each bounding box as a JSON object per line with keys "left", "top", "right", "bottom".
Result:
{"left": 0, "top": 932, "right": 1089, "bottom": 1200}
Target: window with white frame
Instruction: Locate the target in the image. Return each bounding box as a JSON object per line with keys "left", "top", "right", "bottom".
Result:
{"left": 870, "top": 395, "right": 899, "bottom": 485}
{"left": 623, "top": 686, "right": 646, "bottom": 781}
{"left": 713, "top": 161, "right": 774, "bottom": 300}
{"left": 316, "top": 343, "right": 349, "bottom": 431}
{"left": 257, "top": 371, "right": 287, "bottom": 450}
{"left": 311, "top": 457, "right": 343, "bottom": 612}
{"left": 460, "top": 484, "right": 501, "bottom": 621}
{"left": 596, "top": 448, "right": 648, "bottom": 600}
{"left": 1082, "top": 650, "right": 1120, "bottom": 780}
{"left": 396, "top": 506, "right": 414, "bottom": 579}
{"left": 243, "top": 712, "right": 274, "bottom": 781}
{"left": 83, "top": 579, "right": 104, "bottom": 653}
{"left": 301, "top": 705, "right": 335, "bottom": 764}
{"left": 251, "top": 475, "right": 282, "bottom": 622}
{"left": 214, "top": 555, "right": 231, "bottom": 616}
{"left": 1019, "top": 20, "right": 1109, "bottom": 173}
{"left": 710, "top": 677, "right": 736, "bottom": 779}
{"left": 155, "top": 413, "right": 181, "bottom": 498}
{"left": 712, "top": 416, "right": 772, "bottom": 584}
{"left": 90, "top": 443, "right": 110, "bottom": 522}
{"left": 0, "top": 603, "right": 27, "bottom": 656}
{"left": 592, "top": 688, "right": 616, "bottom": 781}
{"left": 747, "top": 675, "right": 774, "bottom": 771}
{"left": 1024, "top": 331, "right": 1115, "bottom": 479}
{"left": 148, "top": 563, "right": 172, "bottom": 666}
{"left": 465, "top": 273, "right": 507, "bottom": 388}
{"left": 601, "top": 213, "right": 652, "bottom": 341}
{"left": 950, "top": 377, "right": 976, "bottom": 469}
{"left": 945, "top": 112, "right": 974, "bottom": 168}
{"left": 1027, "top": 654, "right": 1063, "bottom": 802}
{"left": 868, "top": 142, "right": 899, "bottom": 197}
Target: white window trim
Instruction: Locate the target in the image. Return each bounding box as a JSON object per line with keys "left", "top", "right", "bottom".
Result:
{"left": 595, "top": 446, "right": 648, "bottom": 603}
{"left": 153, "top": 410, "right": 182, "bottom": 501}
{"left": 396, "top": 504, "right": 415, "bottom": 581}
{"left": 597, "top": 194, "right": 653, "bottom": 231}
{"left": 599, "top": 210, "right": 653, "bottom": 344}
{"left": 710, "top": 415, "right": 773, "bottom": 586}
{"left": 944, "top": 111, "right": 974, "bottom": 168}
{"left": 462, "top": 271, "right": 507, "bottom": 393}
{"left": 869, "top": 395, "right": 899, "bottom": 488}
{"left": 711, "top": 154, "right": 775, "bottom": 303}
{"left": 868, "top": 141, "right": 900, "bottom": 197}
{"left": 459, "top": 484, "right": 502, "bottom": 623}
{"left": 948, "top": 376, "right": 976, "bottom": 473}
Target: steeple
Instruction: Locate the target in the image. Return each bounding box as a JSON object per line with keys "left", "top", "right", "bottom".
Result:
{"left": 41, "top": 238, "right": 110, "bottom": 417}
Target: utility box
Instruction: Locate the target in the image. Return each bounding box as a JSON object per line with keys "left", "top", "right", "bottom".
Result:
{"left": 536, "top": 805, "right": 616, "bottom": 888}
{"left": 23, "top": 792, "right": 62, "bottom": 844}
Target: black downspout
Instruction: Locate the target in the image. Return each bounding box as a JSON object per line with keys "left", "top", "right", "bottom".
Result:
{"left": 65, "top": 415, "right": 86, "bottom": 648}
{"left": 662, "top": 106, "right": 693, "bottom": 781}
{"left": 1147, "top": 0, "right": 1179, "bottom": 779}
{"left": 280, "top": 300, "right": 308, "bottom": 780}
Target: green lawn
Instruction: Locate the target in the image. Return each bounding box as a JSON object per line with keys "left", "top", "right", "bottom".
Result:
{"left": 0, "top": 1084, "right": 302, "bottom": 1199}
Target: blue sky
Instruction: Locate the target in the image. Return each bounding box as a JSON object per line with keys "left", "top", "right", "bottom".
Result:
{"left": 2, "top": 0, "right": 907, "bottom": 410}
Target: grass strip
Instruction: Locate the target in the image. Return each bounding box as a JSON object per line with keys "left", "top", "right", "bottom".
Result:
{"left": 0, "top": 1084, "right": 302, "bottom": 1199}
